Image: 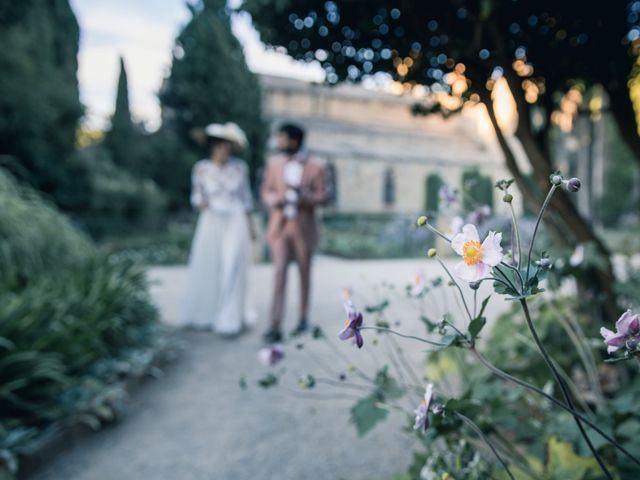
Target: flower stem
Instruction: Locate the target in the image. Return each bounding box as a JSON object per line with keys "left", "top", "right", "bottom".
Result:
{"left": 359, "top": 326, "right": 448, "bottom": 347}
{"left": 499, "top": 261, "right": 524, "bottom": 293}
{"left": 525, "top": 185, "right": 556, "bottom": 282}
{"left": 442, "top": 318, "right": 468, "bottom": 340}
{"left": 509, "top": 202, "right": 522, "bottom": 272}
{"left": 436, "top": 256, "right": 473, "bottom": 322}
{"left": 454, "top": 411, "right": 515, "bottom": 480}
{"left": 520, "top": 299, "right": 613, "bottom": 479}
{"left": 471, "top": 348, "right": 640, "bottom": 467}
{"left": 425, "top": 223, "right": 451, "bottom": 243}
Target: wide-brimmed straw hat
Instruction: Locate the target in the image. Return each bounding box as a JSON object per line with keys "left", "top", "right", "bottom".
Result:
{"left": 192, "top": 122, "right": 248, "bottom": 150}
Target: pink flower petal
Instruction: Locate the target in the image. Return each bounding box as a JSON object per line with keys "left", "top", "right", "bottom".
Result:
{"left": 600, "top": 326, "right": 616, "bottom": 342}
{"left": 338, "top": 326, "right": 354, "bottom": 341}
{"left": 481, "top": 231, "right": 503, "bottom": 266}
{"left": 451, "top": 232, "right": 466, "bottom": 255}
{"left": 462, "top": 224, "right": 480, "bottom": 242}
{"left": 454, "top": 261, "right": 485, "bottom": 282}
{"left": 616, "top": 310, "right": 636, "bottom": 336}
{"left": 424, "top": 383, "right": 434, "bottom": 409}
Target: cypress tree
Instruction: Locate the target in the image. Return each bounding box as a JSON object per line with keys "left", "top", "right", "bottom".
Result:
{"left": 105, "top": 56, "right": 135, "bottom": 168}
{"left": 160, "top": 0, "right": 266, "bottom": 188}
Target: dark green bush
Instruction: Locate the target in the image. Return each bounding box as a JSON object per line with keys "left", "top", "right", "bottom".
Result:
{"left": 0, "top": 169, "right": 160, "bottom": 474}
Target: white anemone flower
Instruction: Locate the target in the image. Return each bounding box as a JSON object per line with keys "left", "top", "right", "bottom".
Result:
{"left": 451, "top": 224, "right": 503, "bottom": 282}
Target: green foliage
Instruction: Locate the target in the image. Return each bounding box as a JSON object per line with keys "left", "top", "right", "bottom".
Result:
{"left": 319, "top": 212, "right": 433, "bottom": 259}
{"left": 160, "top": 0, "right": 267, "bottom": 186}
{"left": 0, "top": 0, "right": 84, "bottom": 211}
{"left": 0, "top": 169, "right": 92, "bottom": 289}
{"left": 98, "top": 221, "right": 195, "bottom": 266}
{"left": 123, "top": 128, "right": 196, "bottom": 212}
{"left": 350, "top": 366, "right": 403, "bottom": 436}
{"left": 0, "top": 169, "right": 161, "bottom": 473}
{"left": 424, "top": 173, "right": 442, "bottom": 214}
{"left": 70, "top": 147, "right": 168, "bottom": 237}
{"left": 462, "top": 168, "right": 493, "bottom": 212}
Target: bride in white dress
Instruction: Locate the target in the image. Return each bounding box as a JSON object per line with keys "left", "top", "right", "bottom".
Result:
{"left": 183, "top": 122, "right": 255, "bottom": 335}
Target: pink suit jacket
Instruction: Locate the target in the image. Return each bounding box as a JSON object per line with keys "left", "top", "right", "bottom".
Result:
{"left": 260, "top": 153, "right": 328, "bottom": 250}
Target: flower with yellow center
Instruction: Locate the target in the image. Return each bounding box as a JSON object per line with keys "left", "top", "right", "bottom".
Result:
{"left": 462, "top": 240, "right": 483, "bottom": 265}
{"left": 451, "top": 224, "right": 503, "bottom": 282}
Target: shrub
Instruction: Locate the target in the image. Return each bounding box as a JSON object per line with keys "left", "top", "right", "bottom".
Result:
{"left": 0, "top": 169, "right": 160, "bottom": 474}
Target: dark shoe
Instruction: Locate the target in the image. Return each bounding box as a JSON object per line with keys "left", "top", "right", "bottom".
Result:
{"left": 290, "top": 319, "right": 309, "bottom": 337}
{"left": 263, "top": 328, "right": 283, "bottom": 344}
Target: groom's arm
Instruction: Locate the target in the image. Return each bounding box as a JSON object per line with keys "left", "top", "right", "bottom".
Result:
{"left": 260, "top": 160, "right": 282, "bottom": 209}
{"left": 300, "top": 163, "right": 328, "bottom": 208}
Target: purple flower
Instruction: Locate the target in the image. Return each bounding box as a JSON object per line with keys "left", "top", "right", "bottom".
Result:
{"left": 338, "top": 301, "right": 364, "bottom": 348}
{"left": 600, "top": 310, "right": 640, "bottom": 354}
{"left": 466, "top": 205, "right": 492, "bottom": 228}
{"left": 258, "top": 344, "right": 285, "bottom": 366}
{"left": 438, "top": 185, "right": 458, "bottom": 209}
{"left": 414, "top": 384, "right": 434, "bottom": 433}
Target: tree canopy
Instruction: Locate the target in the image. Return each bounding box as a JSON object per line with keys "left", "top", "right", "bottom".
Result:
{"left": 161, "top": 0, "right": 267, "bottom": 186}
{"left": 0, "top": 0, "right": 84, "bottom": 209}
{"left": 242, "top": 0, "right": 640, "bottom": 316}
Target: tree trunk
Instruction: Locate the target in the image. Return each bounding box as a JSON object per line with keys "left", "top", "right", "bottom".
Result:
{"left": 501, "top": 73, "right": 619, "bottom": 320}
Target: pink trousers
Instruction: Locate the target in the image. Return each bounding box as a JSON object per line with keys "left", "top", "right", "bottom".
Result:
{"left": 268, "top": 220, "right": 312, "bottom": 326}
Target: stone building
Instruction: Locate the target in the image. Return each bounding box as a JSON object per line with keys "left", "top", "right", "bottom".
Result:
{"left": 260, "top": 74, "right": 510, "bottom": 214}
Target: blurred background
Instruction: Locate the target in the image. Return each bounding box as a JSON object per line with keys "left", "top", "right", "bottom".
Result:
{"left": 2, "top": 0, "right": 640, "bottom": 479}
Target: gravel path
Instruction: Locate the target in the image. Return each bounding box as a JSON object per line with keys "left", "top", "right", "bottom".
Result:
{"left": 31, "top": 256, "right": 511, "bottom": 480}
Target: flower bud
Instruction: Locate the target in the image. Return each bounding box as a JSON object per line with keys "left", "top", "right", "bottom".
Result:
{"left": 502, "top": 193, "right": 513, "bottom": 203}
{"left": 431, "top": 403, "right": 445, "bottom": 416}
{"left": 427, "top": 248, "right": 437, "bottom": 258}
{"left": 550, "top": 174, "right": 563, "bottom": 186}
{"left": 417, "top": 216, "right": 428, "bottom": 226}
{"left": 538, "top": 257, "right": 552, "bottom": 270}
{"left": 563, "top": 177, "right": 581, "bottom": 193}
{"left": 469, "top": 281, "right": 480, "bottom": 290}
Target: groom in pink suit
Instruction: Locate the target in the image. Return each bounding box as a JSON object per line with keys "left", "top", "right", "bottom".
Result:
{"left": 261, "top": 123, "right": 328, "bottom": 343}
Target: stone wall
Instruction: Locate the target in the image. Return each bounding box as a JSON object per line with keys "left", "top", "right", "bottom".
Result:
{"left": 260, "top": 74, "right": 511, "bottom": 214}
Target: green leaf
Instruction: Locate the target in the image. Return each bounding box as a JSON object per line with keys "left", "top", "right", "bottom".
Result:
{"left": 468, "top": 317, "right": 487, "bottom": 339}
{"left": 478, "top": 295, "right": 491, "bottom": 318}
{"left": 373, "top": 366, "right": 404, "bottom": 399}
{"left": 420, "top": 315, "right": 438, "bottom": 333}
{"left": 444, "top": 398, "right": 482, "bottom": 417}
{"left": 350, "top": 394, "right": 388, "bottom": 436}
{"left": 365, "top": 299, "right": 389, "bottom": 313}
{"left": 545, "top": 436, "right": 600, "bottom": 480}
{"left": 257, "top": 373, "right": 278, "bottom": 388}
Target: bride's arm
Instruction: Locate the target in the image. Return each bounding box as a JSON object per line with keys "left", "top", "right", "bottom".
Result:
{"left": 190, "top": 163, "right": 208, "bottom": 210}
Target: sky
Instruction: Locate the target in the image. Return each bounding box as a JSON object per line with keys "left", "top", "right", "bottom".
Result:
{"left": 69, "top": 0, "right": 324, "bottom": 130}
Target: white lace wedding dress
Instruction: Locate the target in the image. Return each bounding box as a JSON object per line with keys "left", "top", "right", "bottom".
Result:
{"left": 183, "top": 158, "right": 253, "bottom": 334}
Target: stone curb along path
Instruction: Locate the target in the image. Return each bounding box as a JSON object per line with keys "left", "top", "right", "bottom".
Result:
{"left": 15, "top": 338, "right": 182, "bottom": 480}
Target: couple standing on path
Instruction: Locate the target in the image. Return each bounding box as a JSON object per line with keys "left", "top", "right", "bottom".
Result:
{"left": 183, "top": 122, "right": 328, "bottom": 343}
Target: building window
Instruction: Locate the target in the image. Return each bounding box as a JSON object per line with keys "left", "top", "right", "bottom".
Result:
{"left": 425, "top": 173, "right": 443, "bottom": 213}
{"left": 383, "top": 167, "right": 395, "bottom": 206}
